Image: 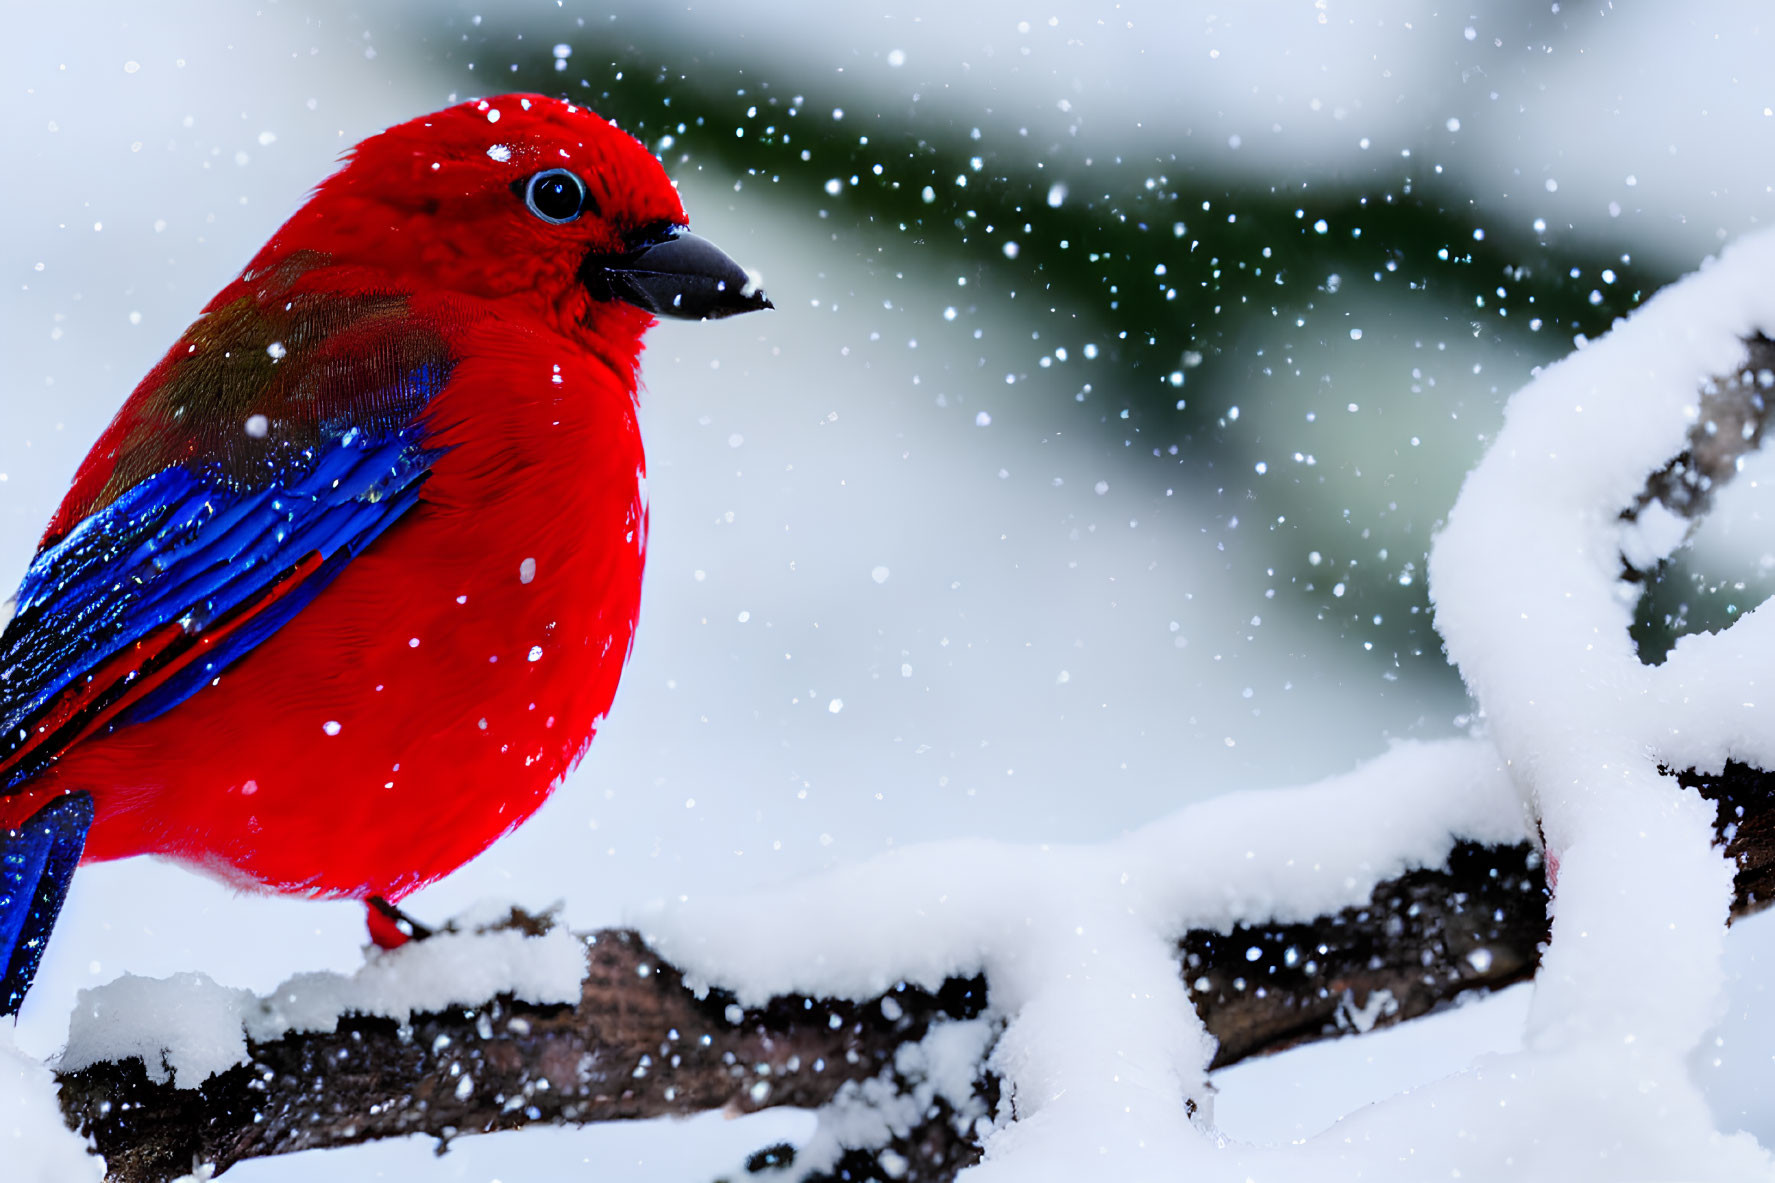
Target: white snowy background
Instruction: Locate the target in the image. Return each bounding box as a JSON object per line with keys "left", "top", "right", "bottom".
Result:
{"left": 6, "top": 1, "right": 1775, "bottom": 1179}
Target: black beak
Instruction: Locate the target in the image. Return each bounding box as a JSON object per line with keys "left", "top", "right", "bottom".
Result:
{"left": 582, "top": 226, "right": 773, "bottom": 320}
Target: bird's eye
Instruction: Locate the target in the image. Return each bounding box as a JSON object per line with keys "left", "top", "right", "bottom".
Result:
{"left": 523, "top": 169, "right": 586, "bottom": 224}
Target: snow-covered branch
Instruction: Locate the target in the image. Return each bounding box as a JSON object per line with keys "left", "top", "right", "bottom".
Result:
{"left": 53, "top": 916, "right": 990, "bottom": 1183}
{"left": 46, "top": 732, "right": 1536, "bottom": 1179}
{"left": 47, "top": 762, "right": 1774, "bottom": 1183}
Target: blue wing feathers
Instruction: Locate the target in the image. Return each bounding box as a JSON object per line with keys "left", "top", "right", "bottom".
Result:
{"left": 115, "top": 465, "right": 433, "bottom": 729}
{"left": 0, "top": 292, "right": 456, "bottom": 1011}
{"left": 19, "top": 484, "right": 181, "bottom": 616}
{"left": 0, "top": 300, "right": 455, "bottom": 789}
{"left": 150, "top": 488, "right": 280, "bottom": 572}
{"left": 0, "top": 426, "right": 438, "bottom": 787}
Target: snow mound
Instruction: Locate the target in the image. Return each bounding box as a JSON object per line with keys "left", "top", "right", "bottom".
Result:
{"left": 0, "top": 1028, "right": 101, "bottom": 1182}
{"left": 645, "top": 737, "right": 1526, "bottom": 1177}
{"left": 644, "top": 737, "right": 1521, "bottom": 1008}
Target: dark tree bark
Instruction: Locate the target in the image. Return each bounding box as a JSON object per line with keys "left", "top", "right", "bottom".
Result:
{"left": 1182, "top": 840, "right": 1548, "bottom": 1069}
{"left": 1622, "top": 333, "right": 1775, "bottom": 550}
{"left": 59, "top": 924, "right": 990, "bottom": 1183}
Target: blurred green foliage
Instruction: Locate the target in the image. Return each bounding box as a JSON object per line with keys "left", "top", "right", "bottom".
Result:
{"left": 428, "top": 19, "right": 1727, "bottom": 684}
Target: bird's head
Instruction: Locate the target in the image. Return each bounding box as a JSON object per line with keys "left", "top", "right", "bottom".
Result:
{"left": 235, "top": 94, "right": 771, "bottom": 341}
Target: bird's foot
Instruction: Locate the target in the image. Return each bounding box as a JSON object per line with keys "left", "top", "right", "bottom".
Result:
{"left": 366, "top": 895, "right": 435, "bottom": 949}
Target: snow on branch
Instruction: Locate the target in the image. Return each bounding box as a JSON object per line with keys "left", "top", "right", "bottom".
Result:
{"left": 53, "top": 856, "right": 1538, "bottom": 1181}
{"left": 1424, "top": 230, "right": 1775, "bottom": 1180}
{"left": 47, "top": 771, "right": 1775, "bottom": 1183}
{"left": 49, "top": 737, "right": 1539, "bottom": 1181}
{"left": 55, "top": 917, "right": 990, "bottom": 1182}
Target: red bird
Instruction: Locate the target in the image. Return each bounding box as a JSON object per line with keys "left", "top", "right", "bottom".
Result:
{"left": 0, "top": 94, "right": 770, "bottom": 1012}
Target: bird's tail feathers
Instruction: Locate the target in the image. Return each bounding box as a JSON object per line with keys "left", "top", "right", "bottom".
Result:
{"left": 0, "top": 791, "right": 92, "bottom": 1016}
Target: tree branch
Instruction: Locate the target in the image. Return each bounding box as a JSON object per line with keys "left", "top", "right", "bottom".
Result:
{"left": 1183, "top": 839, "right": 1547, "bottom": 1069}
{"left": 54, "top": 758, "right": 1775, "bottom": 1183}
{"left": 59, "top": 924, "right": 989, "bottom": 1182}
